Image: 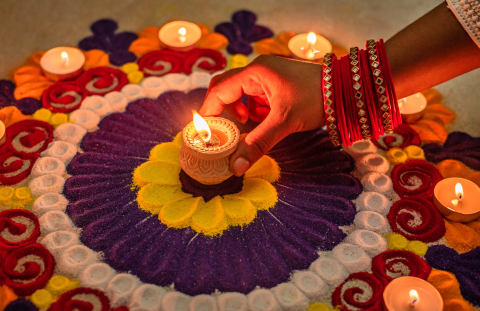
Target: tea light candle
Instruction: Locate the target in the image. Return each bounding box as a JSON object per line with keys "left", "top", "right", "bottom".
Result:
{"left": 159, "top": 21, "right": 202, "bottom": 52}
{"left": 40, "top": 47, "right": 85, "bottom": 81}
{"left": 288, "top": 32, "right": 332, "bottom": 60}
{"left": 433, "top": 177, "right": 480, "bottom": 222}
{"left": 383, "top": 276, "right": 443, "bottom": 311}
{"left": 398, "top": 93, "right": 427, "bottom": 123}
{"left": 179, "top": 113, "right": 240, "bottom": 185}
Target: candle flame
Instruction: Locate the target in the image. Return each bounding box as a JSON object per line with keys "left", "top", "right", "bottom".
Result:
{"left": 456, "top": 183, "right": 464, "bottom": 201}
{"left": 193, "top": 111, "right": 211, "bottom": 143}
{"left": 61, "top": 51, "right": 69, "bottom": 65}
{"left": 307, "top": 32, "right": 317, "bottom": 44}
{"left": 409, "top": 289, "right": 420, "bottom": 308}
{"left": 178, "top": 27, "right": 187, "bottom": 43}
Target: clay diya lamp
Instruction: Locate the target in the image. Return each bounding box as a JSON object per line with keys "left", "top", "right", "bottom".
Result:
{"left": 179, "top": 113, "right": 240, "bottom": 185}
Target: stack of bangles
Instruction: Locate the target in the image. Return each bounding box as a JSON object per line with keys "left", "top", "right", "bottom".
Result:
{"left": 322, "top": 39, "right": 402, "bottom": 147}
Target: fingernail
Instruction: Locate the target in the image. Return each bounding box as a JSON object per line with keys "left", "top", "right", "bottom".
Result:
{"left": 233, "top": 157, "right": 250, "bottom": 176}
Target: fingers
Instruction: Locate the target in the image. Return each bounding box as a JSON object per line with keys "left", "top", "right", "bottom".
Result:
{"left": 199, "top": 68, "right": 248, "bottom": 117}
{"left": 230, "top": 111, "right": 292, "bottom": 176}
{"left": 224, "top": 100, "right": 249, "bottom": 124}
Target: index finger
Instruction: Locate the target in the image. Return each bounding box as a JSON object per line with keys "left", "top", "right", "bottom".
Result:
{"left": 199, "top": 67, "right": 263, "bottom": 117}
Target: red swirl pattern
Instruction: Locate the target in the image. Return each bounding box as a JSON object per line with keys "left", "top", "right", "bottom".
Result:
{"left": 332, "top": 272, "right": 387, "bottom": 311}
{"left": 0, "top": 120, "right": 52, "bottom": 185}
{"left": 0, "top": 210, "right": 40, "bottom": 251}
{"left": 49, "top": 287, "right": 111, "bottom": 311}
{"left": 138, "top": 48, "right": 226, "bottom": 77}
{"left": 387, "top": 197, "right": 446, "bottom": 243}
{"left": 373, "top": 124, "right": 421, "bottom": 150}
{"left": 3, "top": 243, "right": 55, "bottom": 296}
{"left": 42, "top": 81, "right": 87, "bottom": 113}
{"left": 77, "top": 67, "right": 129, "bottom": 96}
{"left": 391, "top": 159, "right": 443, "bottom": 200}
{"left": 372, "top": 250, "right": 432, "bottom": 283}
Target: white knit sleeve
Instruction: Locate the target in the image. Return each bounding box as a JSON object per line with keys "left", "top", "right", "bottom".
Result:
{"left": 447, "top": 0, "right": 480, "bottom": 48}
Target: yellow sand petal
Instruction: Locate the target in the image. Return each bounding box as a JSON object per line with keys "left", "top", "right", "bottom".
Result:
{"left": 31, "top": 289, "right": 54, "bottom": 310}
{"left": 245, "top": 155, "right": 281, "bottom": 183}
{"left": 46, "top": 275, "right": 79, "bottom": 296}
{"left": 404, "top": 145, "right": 425, "bottom": 161}
{"left": 138, "top": 183, "right": 191, "bottom": 214}
{"left": 160, "top": 196, "right": 201, "bottom": 228}
{"left": 149, "top": 142, "right": 181, "bottom": 164}
{"left": 191, "top": 197, "right": 228, "bottom": 236}
{"left": 387, "top": 233, "right": 408, "bottom": 250}
{"left": 406, "top": 240, "right": 428, "bottom": 257}
{"left": 385, "top": 148, "right": 408, "bottom": 165}
{"left": 227, "top": 178, "right": 278, "bottom": 210}
{"left": 133, "top": 160, "right": 181, "bottom": 187}
{"left": 222, "top": 196, "right": 257, "bottom": 226}
{"left": 173, "top": 131, "right": 183, "bottom": 147}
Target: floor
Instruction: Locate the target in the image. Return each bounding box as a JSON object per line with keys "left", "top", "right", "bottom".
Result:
{"left": 0, "top": 0, "right": 478, "bottom": 136}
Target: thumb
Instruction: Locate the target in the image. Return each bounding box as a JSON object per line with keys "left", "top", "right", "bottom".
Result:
{"left": 230, "top": 111, "right": 292, "bottom": 176}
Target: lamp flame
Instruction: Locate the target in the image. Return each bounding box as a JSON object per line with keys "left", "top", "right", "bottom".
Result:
{"left": 307, "top": 32, "right": 317, "bottom": 45}
{"left": 193, "top": 111, "right": 211, "bottom": 143}
{"left": 456, "top": 183, "right": 464, "bottom": 201}
{"left": 178, "top": 27, "right": 187, "bottom": 42}
{"left": 61, "top": 51, "right": 69, "bottom": 65}
{"left": 409, "top": 289, "right": 420, "bottom": 308}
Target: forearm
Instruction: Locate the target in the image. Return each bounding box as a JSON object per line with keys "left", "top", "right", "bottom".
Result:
{"left": 385, "top": 1, "right": 480, "bottom": 99}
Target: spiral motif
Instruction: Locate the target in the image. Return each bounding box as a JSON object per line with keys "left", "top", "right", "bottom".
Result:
{"left": 0, "top": 210, "right": 40, "bottom": 250}
{"left": 387, "top": 197, "right": 446, "bottom": 243}
{"left": 138, "top": 48, "right": 226, "bottom": 77}
{"left": 373, "top": 124, "right": 421, "bottom": 150}
{"left": 41, "top": 81, "right": 86, "bottom": 113}
{"left": 331, "top": 272, "right": 386, "bottom": 311}
{"left": 371, "top": 250, "right": 432, "bottom": 283}
{"left": 6, "top": 119, "right": 53, "bottom": 156}
{"left": 48, "top": 287, "right": 111, "bottom": 311}
{"left": 77, "top": 67, "right": 128, "bottom": 96}
{"left": 391, "top": 159, "right": 443, "bottom": 199}
{"left": 3, "top": 243, "right": 55, "bottom": 296}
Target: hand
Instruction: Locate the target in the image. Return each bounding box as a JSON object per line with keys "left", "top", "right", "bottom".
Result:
{"left": 199, "top": 54, "right": 325, "bottom": 176}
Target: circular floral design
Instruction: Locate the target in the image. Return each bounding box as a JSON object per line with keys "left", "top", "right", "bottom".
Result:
{"left": 42, "top": 81, "right": 86, "bottom": 113}
{"left": 371, "top": 250, "right": 431, "bottom": 283}
{"left": 77, "top": 67, "right": 128, "bottom": 96}
{"left": 391, "top": 159, "right": 443, "bottom": 199}
{"left": 64, "top": 88, "right": 362, "bottom": 295}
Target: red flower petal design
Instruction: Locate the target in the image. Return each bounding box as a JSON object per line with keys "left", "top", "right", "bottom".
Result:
{"left": 77, "top": 67, "right": 129, "bottom": 96}
{"left": 3, "top": 244, "right": 55, "bottom": 296}
{"left": 0, "top": 210, "right": 40, "bottom": 251}
{"left": 5, "top": 119, "right": 53, "bottom": 157}
{"left": 373, "top": 124, "right": 421, "bottom": 150}
{"left": 332, "top": 272, "right": 387, "bottom": 311}
{"left": 387, "top": 197, "right": 446, "bottom": 243}
{"left": 391, "top": 159, "right": 443, "bottom": 200}
{"left": 371, "top": 250, "right": 432, "bottom": 284}
{"left": 48, "top": 287, "right": 111, "bottom": 311}
{"left": 138, "top": 48, "right": 226, "bottom": 77}
{"left": 42, "top": 81, "right": 87, "bottom": 113}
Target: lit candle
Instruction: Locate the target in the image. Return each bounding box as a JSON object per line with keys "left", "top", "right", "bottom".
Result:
{"left": 40, "top": 47, "right": 85, "bottom": 81}
{"left": 398, "top": 93, "right": 427, "bottom": 123}
{"left": 433, "top": 178, "right": 480, "bottom": 222}
{"left": 288, "top": 32, "right": 332, "bottom": 60}
{"left": 179, "top": 113, "right": 240, "bottom": 185}
{"left": 383, "top": 276, "right": 443, "bottom": 311}
{"left": 159, "top": 21, "right": 202, "bottom": 52}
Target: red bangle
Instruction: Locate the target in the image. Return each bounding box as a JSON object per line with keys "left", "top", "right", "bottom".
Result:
{"left": 349, "top": 47, "right": 372, "bottom": 140}
{"left": 340, "top": 55, "right": 361, "bottom": 142}
{"left": 366, "top": 40, "right": 393, "bottom": 133}
{"left": 322, "top": 53, "right": 341, "bottom": 147}
{"left": 333, "top": 55, "right": 352, "bottom": 146}
{"left": 378, "top": 39, "right": 402, "bottom": 127}
{"left": 359, "top": 48, "right": 381, "bottom": 140}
